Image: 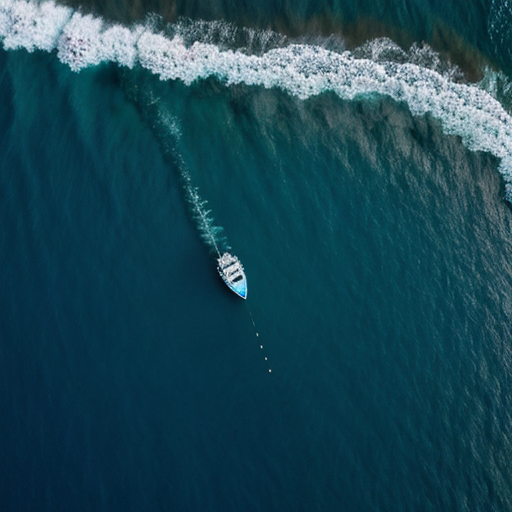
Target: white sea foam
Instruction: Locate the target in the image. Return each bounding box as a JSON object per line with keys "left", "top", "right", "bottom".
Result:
{"left": 1, "top": 0, "right": 71, "bottom": 51}
{"left": 2, "top": 0, "right": 512, "bottom": 194}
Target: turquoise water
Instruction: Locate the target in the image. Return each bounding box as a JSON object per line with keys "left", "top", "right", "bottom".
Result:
{"left": 2, "top": 1, "right": 512, "bottom": 510}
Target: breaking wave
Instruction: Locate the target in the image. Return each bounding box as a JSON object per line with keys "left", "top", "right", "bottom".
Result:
{"left": 2, "top": 0, "right": 512, "bottom": 202}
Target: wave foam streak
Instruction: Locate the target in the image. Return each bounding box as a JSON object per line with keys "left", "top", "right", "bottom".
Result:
{"left": 2, "top": 0, "right": 512, "bottom": 198}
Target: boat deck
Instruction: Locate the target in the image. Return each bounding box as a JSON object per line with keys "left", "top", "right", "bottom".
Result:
{"left": 217, "top": 252, "right": 247, "bottom": 299}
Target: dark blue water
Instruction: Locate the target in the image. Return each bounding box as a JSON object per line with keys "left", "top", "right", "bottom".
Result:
{"left": 2, "top": 1, "right": 512, "bottom": 510}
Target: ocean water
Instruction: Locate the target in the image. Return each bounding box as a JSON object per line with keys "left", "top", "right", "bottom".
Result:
{"left": 2, "top": 0, "right": 512, "bottom": 510}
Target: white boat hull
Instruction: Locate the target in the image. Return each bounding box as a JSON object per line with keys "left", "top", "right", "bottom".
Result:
{"left": 217, "top": 252, "right": 247, "bottom": 299}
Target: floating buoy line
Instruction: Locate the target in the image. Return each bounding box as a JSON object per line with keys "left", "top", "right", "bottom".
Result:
{"left": 247, "top": 305, "right": 271, "bottom": 373}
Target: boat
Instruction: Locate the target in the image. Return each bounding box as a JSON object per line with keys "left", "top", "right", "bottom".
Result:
{"left": 217, "top": 252, "right": 247, "bottom": 299}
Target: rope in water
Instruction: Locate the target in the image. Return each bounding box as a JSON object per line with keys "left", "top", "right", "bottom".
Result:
{"left": 216, "top": 250, "right": 270, "bottom": 372}
{"left": 247, "top": 305, "right": 271, "bottom": 373}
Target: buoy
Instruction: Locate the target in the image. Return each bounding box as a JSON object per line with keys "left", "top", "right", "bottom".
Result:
{"left": 247, "top": 307, "right": 270, "bottom": 373}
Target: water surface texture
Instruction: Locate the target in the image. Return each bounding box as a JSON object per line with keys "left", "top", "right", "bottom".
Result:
{"left": 1, "top": 0, "right": 512, "bottom": 511}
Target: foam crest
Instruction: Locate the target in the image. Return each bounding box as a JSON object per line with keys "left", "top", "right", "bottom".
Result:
{"left": 171, "top": 17, "right": 286, "bottom": 54}
{"left": 2, "top": 0, "right": 512, "bottom": 198}
{"left": 1, "top": 0, "right": 71, "bottom": 51}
